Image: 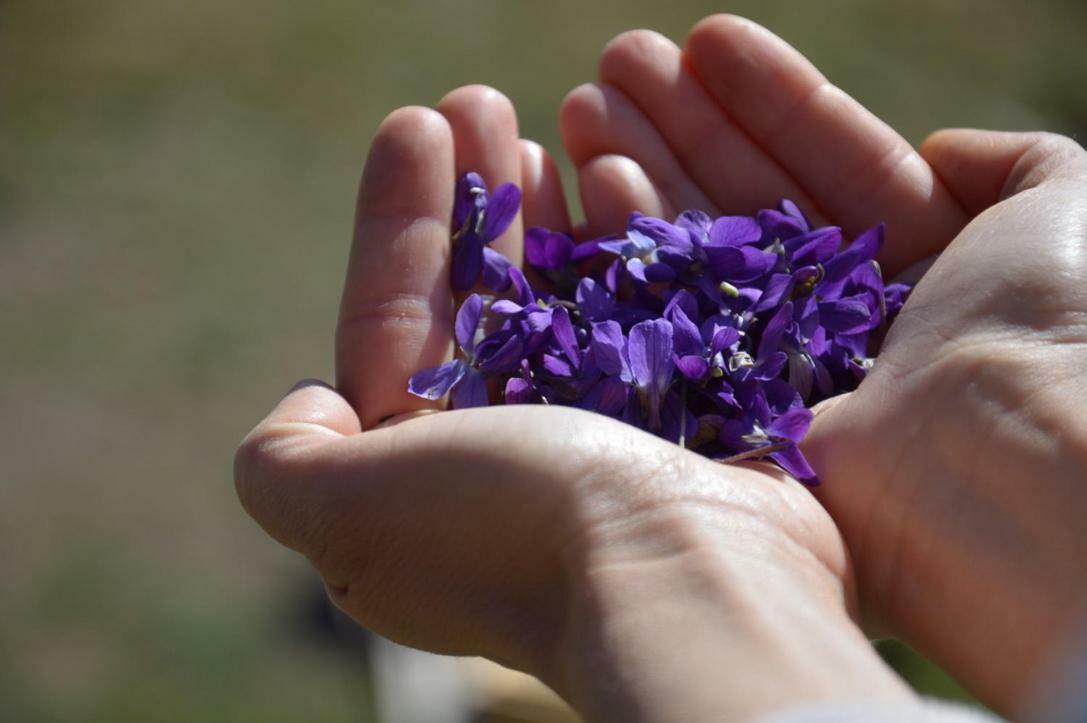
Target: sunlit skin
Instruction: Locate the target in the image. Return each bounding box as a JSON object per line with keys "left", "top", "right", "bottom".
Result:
{"left": 236, "top": 14, "right": 1087, "bottom": 722}
{"left": 560, "top": 14, "right": 1087, "bottom": 716}
{"left": 234, "top": 85, "right": 909, "bottom": 722}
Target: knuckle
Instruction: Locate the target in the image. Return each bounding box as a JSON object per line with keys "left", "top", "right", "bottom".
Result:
{"left": 1030, "top": 131, "right": 1084, "bottom": 159}
{"left": 233, "top": 429, "right": 273, "bottom": 513}
{"left": 233, "top": 426, "right": 340, "bottom": 559}
{"left": 1005, "top": 132, "right": 1087, "bottom": 196}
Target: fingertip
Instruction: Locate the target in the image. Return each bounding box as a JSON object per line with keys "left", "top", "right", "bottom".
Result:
{"left": 918, "top": 129, "right": 1083, "bottom": 213}
{"left": 438, "top": 84, "right": 516, "bottom": 121}
{"left": 519, "top": 139, "right": 571, "bottom": 232}
{"left": 368, "top": 106, "right": 454, "bottom": 173}
{"left": 579, "top": 154, "right": 670, "bottom": 235}
{"left": 685, "top": 14, "right": 756, "bottom": 56}
{"left": 918, "top": 127, "right": 971, "bottom": 158}
{"left": 235, "top": 381, "right": 359, "bottom": 513}
{"left": 234, "top": 380, "right": 364, "bottom": 560}
{"left": 437, "top": 84, "right": 523, "bottom": 263}
{"left": 280, "top": 380, "right": 363, "bottom": 435}
{"left": 800, "top": 391, "right": 857, "bottom": 509}
{"left": 437, "top": 85, "right": 520, "bottom": 162}
{"left": 376, "top": 105, "right": 452, "bottom": 143}
{"left": 519, "top": 138, "right": 547, "bottom": 166}
{"left": 687, "top": 14, "right": 768, "bottom": 49}
{"left": 360, "top": 106, "right": 454, "bottom": 218}
{"left": 558, "top": 83, "right": 604, "bottom": 165}
{"left": 684, "top": 13, "right": 825, "bottom": 96}
{"left": 599, "top": 28, "right": 676, "bottom": 80}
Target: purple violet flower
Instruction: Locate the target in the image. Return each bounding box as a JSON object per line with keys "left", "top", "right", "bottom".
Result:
{"left": 451, "top": 172, "right": 522, "bottom": 291}
{"left": 410, "top": 174, "right": 912, "bottom": 486}
{"left": 719, "top": 407, "right": 817, "bottom": 484}
{"left": 407, "top": 293, "right": 489, "bottom": 408}
{"left": 628, "top": 319, "right": 675, "bottom": 431}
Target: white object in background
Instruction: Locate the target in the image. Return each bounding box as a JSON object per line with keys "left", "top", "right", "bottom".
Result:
{"left": 371, "top": 636, "right": 475, "bottom": 723}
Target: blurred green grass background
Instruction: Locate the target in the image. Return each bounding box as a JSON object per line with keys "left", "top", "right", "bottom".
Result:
{"left": 2, "top": 1, "right": 1084, "bottom": 720}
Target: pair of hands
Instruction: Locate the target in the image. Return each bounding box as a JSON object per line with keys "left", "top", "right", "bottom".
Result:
{"left": 235, "top": 15, "right": 1087, "bottom": 722}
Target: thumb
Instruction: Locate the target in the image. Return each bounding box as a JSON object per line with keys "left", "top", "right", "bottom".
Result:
{"left": 803, "top": 391, "right": 859, "bottom": 493}
{"left": 920, "top": 129, "right": 1084, "bottom": 216}
{"left": 802, "top": 389, "right": 888, "bottom": 561}
{"left": 233, "top": 380, "right": 363, "bottom": 557}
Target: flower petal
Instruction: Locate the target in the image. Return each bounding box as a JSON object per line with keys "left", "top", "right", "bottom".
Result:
{"left": 452, "top": 233, "right": 484, "bottom": 290}
{"left": 542, "top": 353, "right": 574, "bottom": 377}
{"left": 590, "top": 320, "right": 630, "bottom": 380}
{"left": 766, "top": 407, "right": 813, "bottom": 443}
{"left": 477, "top": 333, "right": 524, "bottom": 375}
{"left": 453, "top": 172, "right": 486, "bottom": 230}
{"left": 706, "top": 244, "right": 776, "bottom": 283}
{"left": 571, "top": 237, "right": 603, "bottom": 263}
{"left": 482, "top": 247, "right": 513, "bottom": 291}
{"left": 551, "top": 306, "right": 581, "bottom": 369}
{"left": 675, "top": 209, "right": 713, "bottom": 240}
{"left": 482, "top": 183, "right": 522, "bottom": 241}
{"left": 627, "top": 257, "right": 649, "bottom": 283}
{"left": 709, "top": 325, "right": 740, "bottom": 355}
{"left": 625, "top": 226, "right": 661, "bottom": 255}
{"left": 644, "top": 261, "right": 678, "bottom": 282}
{"left": 708, "top": 215, "right": 762, "bottom": 247}
{"left": 764, "top": 378, "right": 802, "bottom": 414}
{"left": 632, "top": 215, "right": 693, "bottom": 252}
{"left": 666, "top": 303, "right": 703, "bottom": 356}
{"left": 769, "top": 445, "right": 818, "bottom": 485}
{"left": 455, "top": 294, "right": 484, "bottom": 354}
{"left": 849, "top": 223, "right": 884, "bottom": 264}
{"left": 504, "top": 376, "right": 535, "bottom": 404}
{"left": 818, "top": 295, "right": 873, "bottom": 334}
{"left": 753, "top": 273, "right": 795, "bottom": 313}
{"left": 592, "top": 376, "right": 630, "bottom": 416}
{"left": 628, "top": 319, "right": 675, "bottom": 393}
{"left": 789, "top": 227, "right": 842, "bottom": 267}
{"left": 757, "top": 208, "right": 806, "bottom": 241}
{"left": 787, "top": 352, "right": 815, "bottom": 401}
{"left": 451, "top": 369, "right": 488, "bottom": 409}
{"left": 490, "top": 299, "right": 524, "bottom": 316}
{"left": 508, "top": 267, "right": 536, "bottom": 308}
{"left": 675, "top": 354, "right": 709, "bottom": 381}
{"left": 525, "top": 227, "right": 575, "bottom": 270}
{"left": 576, "top": 278, "right": 614, "bottom": 321}
{"left": 757, "top": 301, "right": 794, "bottom": 361}
{"left": 750, "top": 351, "right": 787, "bottom": 381}
{"left": 408, "top": 360, "right": 468, "bottom": 400}
{"left": 779, "top": 199, "right": 811, "bottom": 231}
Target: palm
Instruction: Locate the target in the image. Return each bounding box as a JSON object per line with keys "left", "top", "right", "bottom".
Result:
{"left": 805, "top": 137, "right": 1087, "bottom": 709}
{"left": 233, "top": 84, "right": 850, "bottom": 683}
{"left": 559, "top": 16, "right": 1087, "bottom": 711}
{"left": 290, "top": 402, "right": 846, "bottom": 682}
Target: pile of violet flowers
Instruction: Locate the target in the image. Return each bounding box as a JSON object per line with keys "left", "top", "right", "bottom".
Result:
{"left": 408, "top": 172, "right": 910, "bottom": 484}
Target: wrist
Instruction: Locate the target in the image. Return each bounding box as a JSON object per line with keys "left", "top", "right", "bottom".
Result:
{"left": 809, "top": 342, "right": 1087, "bottom": 715}
{"left": 548, "top": 483, "right": 912, "bottom": 722}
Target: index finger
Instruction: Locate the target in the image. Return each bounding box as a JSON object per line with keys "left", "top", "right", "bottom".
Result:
{"left": 336, "top": 106, "right": 456, "bottom": 428}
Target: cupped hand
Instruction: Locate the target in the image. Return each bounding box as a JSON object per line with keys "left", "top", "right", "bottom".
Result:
{"left": 807, "top": 130, "right": 1087, "bottom": 714}
{"left": 234, "top": 86, "right": 908, "bottom": 721}
{"left": 564, "top": 12, "right": 1087, "bottom": 715}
